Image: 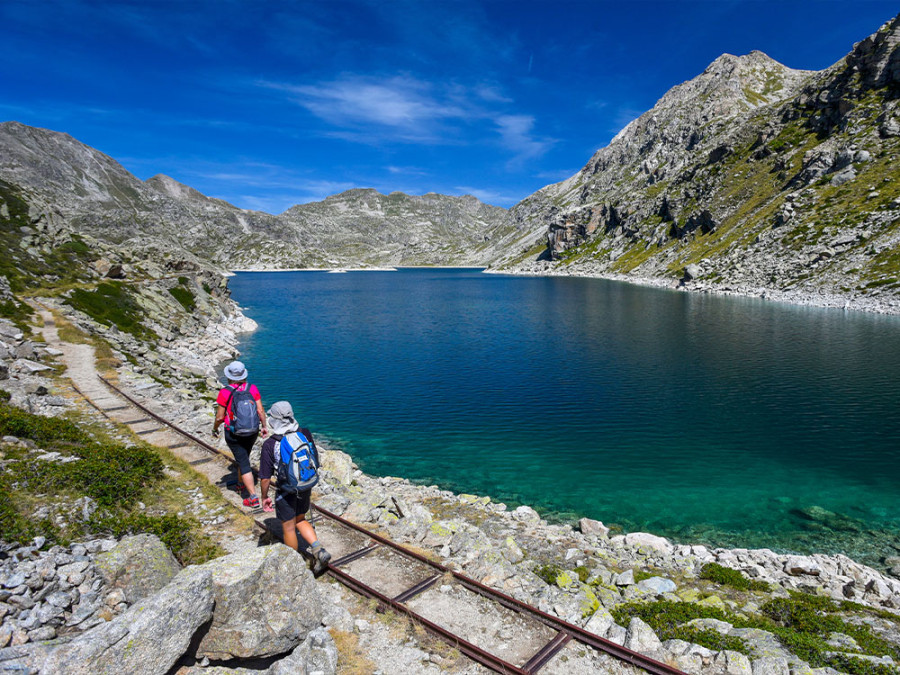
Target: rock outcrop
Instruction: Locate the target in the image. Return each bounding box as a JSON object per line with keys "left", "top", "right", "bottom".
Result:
{"left": 493, "top": 14, "right": 900, "bottom": 313}
{"left": 0, "top": 544, "right": 333, "bottom": 675}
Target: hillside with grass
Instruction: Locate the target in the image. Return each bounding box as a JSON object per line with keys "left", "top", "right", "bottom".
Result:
{"left": 492, "top": 15, "right": 900, "bottom": 310}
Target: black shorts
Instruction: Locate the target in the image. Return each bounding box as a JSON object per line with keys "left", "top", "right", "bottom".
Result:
{"left": 224, "top": 428, "right": 257, "bottom": 475}
{"left": 274, "top": 489, "right": 312, "bottom": 522}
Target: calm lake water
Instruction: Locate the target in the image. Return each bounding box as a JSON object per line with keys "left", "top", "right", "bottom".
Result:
{"left": 228, "top": 269, "right": 900, "bottom": 568}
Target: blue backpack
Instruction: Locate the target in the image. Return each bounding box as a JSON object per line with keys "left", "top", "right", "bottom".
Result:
{"left": 276, "top": 430, "right": 320, "bottom": 494}
{"left": 225, "top": 385, "right": 260, "bottom": 436}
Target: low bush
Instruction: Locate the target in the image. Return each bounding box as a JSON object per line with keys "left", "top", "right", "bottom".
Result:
{"left": 0, "top": 400, "right": 92, "bottom": 445}
{"left": 169, "top": 284, "right": 196, "bottom": 312}
{"left": 0, "top": 401, "right": 220, "bottom": 565}
{"left": 534, "top": 563, "right": 563, "bottom": 585}
{"left": 700, "top": 562, "right": 770, "bottom": 592}
{"left": 612, "top": 600, "right": 747, "bottom": 654}
{"left": 66, "top": 282, "right": 156, "bottom": 340}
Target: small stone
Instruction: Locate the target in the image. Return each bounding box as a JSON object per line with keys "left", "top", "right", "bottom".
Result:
{"left": 615, "top": 569, "right": 635, "bottom": 586}
{"left": 4, "top": 572, "right": 26, "bottom": 589}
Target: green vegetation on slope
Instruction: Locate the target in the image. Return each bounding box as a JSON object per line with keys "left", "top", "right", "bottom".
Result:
{"left": 0, "top": 180, "right": 98, "bottom": 293}
{"left": 613, "top": 591, "right": 900, "bottom": 675}
{"left": 0, "top": 400, "right": 221, "bottom": 564}
{"left": 66, "top": 281, "right": 158, "bottom": 340}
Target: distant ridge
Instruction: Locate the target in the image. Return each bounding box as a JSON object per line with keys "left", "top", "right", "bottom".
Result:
{"left": 0, "top": 120, "right": 516, "bottom": 270}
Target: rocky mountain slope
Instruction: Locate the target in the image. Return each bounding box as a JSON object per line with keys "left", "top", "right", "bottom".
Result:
{"left": 493, "top": 14, "right": 900, "bottom": 310}
{"left": 0, "top": 122, "right": 516, "bottom": 271}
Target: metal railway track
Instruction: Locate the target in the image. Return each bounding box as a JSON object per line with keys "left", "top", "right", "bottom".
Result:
{"left": 94, "top": 375, "right": 686, "bottom": 675}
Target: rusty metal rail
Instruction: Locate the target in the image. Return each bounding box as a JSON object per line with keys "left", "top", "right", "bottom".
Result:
{"left": 95, "top": 375, "right": 687, "bottom": 675}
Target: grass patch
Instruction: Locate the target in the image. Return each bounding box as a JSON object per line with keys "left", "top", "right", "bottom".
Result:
{"left": 612, "top": 600, "right": 747, "bottom": 654}
{"left": 329, "top": 628, "right": 378, "bottom": 675}
{"left": 66, "top": 281, "right": 156, "bottom": 340}
{"left": 613, "top": 593, "right": 900, "bottom": 675}
{"left": 53, "top": 311, "right": 122, "bottom": 374}
{"left": 169, "top": 279, "right": 196, "bottom": 312}
{"left": 700, "top": 562, "right": 770, "bottom": 592}
{"left": 0, "top": 400, "right": 223, "bottom": 565}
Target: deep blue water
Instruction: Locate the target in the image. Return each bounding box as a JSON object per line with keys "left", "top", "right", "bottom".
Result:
{"left": 228, "top": 269, "right": 900, "bottom": 566}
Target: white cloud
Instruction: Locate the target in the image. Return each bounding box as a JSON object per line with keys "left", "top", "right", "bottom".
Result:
{"left": 263, "top": 75, "right": 471, "bottom": 142}
{"left": 495, "top": 114, "right": 553, "bottom": 165}
{"left": 260, "top": 74, "right": 554, "bottom": 164}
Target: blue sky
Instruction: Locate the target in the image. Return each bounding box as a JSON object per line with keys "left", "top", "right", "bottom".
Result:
{"left": 2, "top": 1, "right": 897, "bottom": 213}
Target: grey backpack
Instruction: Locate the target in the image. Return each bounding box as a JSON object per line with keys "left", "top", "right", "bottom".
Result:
{"left": 225, "top": 385, "right": 260, "bottom": 436}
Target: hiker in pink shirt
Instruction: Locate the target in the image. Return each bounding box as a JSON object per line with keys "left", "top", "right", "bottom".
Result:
{"left": 212, "top": 361, "right": 268, "bottom": 508}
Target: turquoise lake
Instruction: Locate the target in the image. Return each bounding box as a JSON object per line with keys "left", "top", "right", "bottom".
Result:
{"left": 228, "top": 268, "right": 900, "bottom": 569}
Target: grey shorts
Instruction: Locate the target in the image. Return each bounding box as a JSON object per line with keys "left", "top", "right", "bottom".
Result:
{"left": 274, "top": 489, "right": 312, "bottom": 522}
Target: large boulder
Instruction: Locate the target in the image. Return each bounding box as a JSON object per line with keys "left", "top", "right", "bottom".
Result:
{"left": 95, "top": 533, "right": 182, "bottom": 603}
{"left": 39, "top": 565, "right": 215, "bottom": 674}
{"left": 195, "top": 544, "right": 323, "bottom": 660}
{"left": 624, "top": 532, "right": 674, "bottom": 555}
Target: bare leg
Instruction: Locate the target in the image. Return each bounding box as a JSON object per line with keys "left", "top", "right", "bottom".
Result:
{"left": 241, "top": 471, "right": 256, "bottom": 497}
{"left": 296, "top": 514, "right": 318, "bottom": 546}
{"left": 281, "top": 520, "right": 299, "bottom": 551}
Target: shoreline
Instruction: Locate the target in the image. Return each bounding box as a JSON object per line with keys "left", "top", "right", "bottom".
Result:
{"left": 10, "top": 287, "right": 898, "bottom": 671}
{"left": 485, "top": 266, "right": 900, "bottom": 317}
{"left": 229, "top": 263, "right": 900, "bottom": 316}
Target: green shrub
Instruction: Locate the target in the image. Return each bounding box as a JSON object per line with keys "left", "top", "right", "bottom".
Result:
{"left": 700, "top": 562, "right": 770, "bottom": 591}
{"left": 88, "top": 511, "right": 220, "bottom": 565}
{"left": 66, "top": 282, "right": 156, "bottom": 340}
{"left": 0, "top": 401, "right": 92, "bottom": 445}
{"left": 0, "top": 474, "right": 35, "bottom": 544}
{"left": 0, "top": 390, "right": 10, "bottom": 403}
{"left": 14, "top": 442, "right": 163, "bottom": 508}
{"left": 534, "top": 563, "right": 563, "bottom": 585}
{"left": 612, "top": 600, "right": 730, "bottom": 633}
{"left": 760, "top": 592, "right": 900, "bottom": 673}
{"left": 612, "top": 601, "right": 747, "bottom": 654}
{"left": 168, "top": 285, "right": 196, "bottom": 312}
{"left": 574, "top": 565, "right": 590, "bottom": 583}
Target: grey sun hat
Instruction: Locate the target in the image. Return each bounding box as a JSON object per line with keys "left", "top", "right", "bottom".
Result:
{"left": 223, "top": 360, "right": 248, "bottom": 382}
{"left": 267, "top": 401, "right": 300, "bottom": 436}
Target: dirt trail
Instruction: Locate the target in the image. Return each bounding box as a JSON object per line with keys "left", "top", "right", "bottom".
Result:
{"left": 31, "top": 304, "right": 260, "bottom": 551}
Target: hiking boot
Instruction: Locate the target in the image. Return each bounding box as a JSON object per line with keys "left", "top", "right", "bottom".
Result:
{"left": 243, "top": 495, "right": 260, "bottom": 509}
{"left": 311, "top": 547, "right": 331, "bottom": 576}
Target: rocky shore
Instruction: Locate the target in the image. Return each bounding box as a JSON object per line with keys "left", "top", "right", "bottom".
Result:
{"left": 489, "top": 265, "right": 900, "bottom": 317}
{"left": 2, "top": 282, "right": 900, "bottom": 674}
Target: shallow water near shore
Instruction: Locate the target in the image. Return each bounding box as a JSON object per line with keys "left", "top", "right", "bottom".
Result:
{"left": 228, "top": 269, "right": 900, "bottom": 569}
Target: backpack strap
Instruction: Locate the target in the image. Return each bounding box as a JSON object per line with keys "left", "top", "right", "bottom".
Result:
{"left": 300, "top": 427, "right": 319, "bottom": 468}
{"left": 223, "top": 382, "right": 251, "bottom": 414}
